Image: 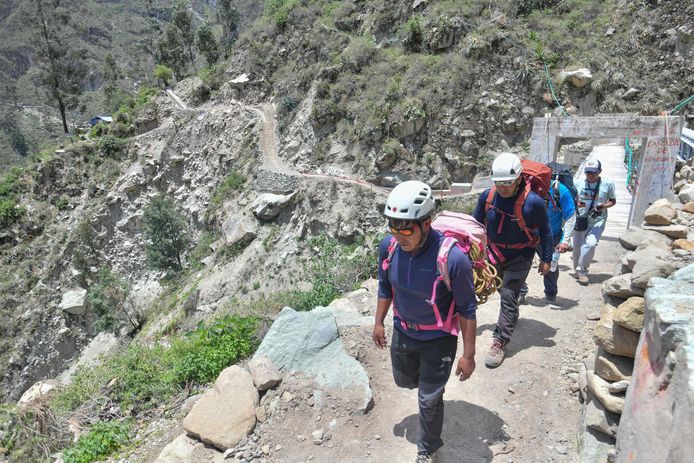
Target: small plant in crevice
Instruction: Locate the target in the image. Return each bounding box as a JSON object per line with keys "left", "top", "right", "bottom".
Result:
{"left": 61, "top": 420, "right": 130, "bottom": 463}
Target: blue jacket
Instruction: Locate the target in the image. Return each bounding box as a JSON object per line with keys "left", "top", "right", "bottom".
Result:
{"left": 377, "top": 229, "right": 477, "bottom": 341}
{"left": 473, "top": 183, "right": 553, "bottom": 263}
{"left": 549, "top": 183, "right": 576, "bottom": 239}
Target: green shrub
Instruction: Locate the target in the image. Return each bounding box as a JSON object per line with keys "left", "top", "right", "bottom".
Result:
{"left": 62, "top": 420, "right": 130, "bottom": 463}
{"left": 143, "top": 195, "right": 190, "bottom": 272}
{"left": 54, "top": 344, "right": 178, "bottom": 413}
{"left": 401, "top": 16, "right": 423, "bottom": 52}
{"left": 136, "top": 86, "right": 158, "bottom": 107}
{"left": 154, "top": 64, "right": 174, "bottom": 86}
{"left": 89, "top": 124, "right": 109, "bottom": 138}
{"left": 52, "top": 195, "right": 70, "bottom": 210}
{"left": 86, "top": 268, "right": 139, "bottom": 333}
{"left": 208, "top": 171, "right": 246, "bottom": 213}
{"left": 187, "top": 230, "right": 216, "bottom": 270}
{"left": 97, "top": 135, "right": 127, "bottom": 158}
{"left": 264, "top": 0, "right": 300, "bottom": 28}
{"left": 170, "top": 315, "right": 259, "bottom": 385}
{"left": 0, "top": 198, "right": 23, "bottom": 228}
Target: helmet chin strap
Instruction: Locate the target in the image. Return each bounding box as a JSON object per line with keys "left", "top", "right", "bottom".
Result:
{"left": 412, "top": 221, "right": 430, "bottom": 252}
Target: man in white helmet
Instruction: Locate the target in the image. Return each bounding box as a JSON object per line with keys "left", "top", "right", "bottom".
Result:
{"left": 473, "top": 153, "right": 553, "bottom": 368}
{"left": 373, "top": 180, "right": 477, "bottom": 463}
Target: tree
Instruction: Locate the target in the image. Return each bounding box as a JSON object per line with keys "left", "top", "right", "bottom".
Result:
{"left": 153, "top": 64, "right": 174, "bottom": 87}
{"left": 196, "top": 22, "right": 220, "bottom": 67}
{"left": 217, "top": 0, "right": 239, "bottom": 59}
{"left": 33, "top": 0, "right": 88, "bottom": 134}
{"left": 172, "top": 0, "right": 196, "bottom": 71}
{"left": 142, "top": 195, "right": 190, "bottom": 271}
{"left": 103, "top": 53, "right": 123, "bottom": 112}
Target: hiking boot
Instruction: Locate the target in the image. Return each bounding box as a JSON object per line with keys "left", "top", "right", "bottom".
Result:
{"left": 577, "top": 273, "right": 589, "bottom": 285}
{"left": 415, "top": 451, "right": 436, "bottom": 463}
{"left": 545, "top": 294, "right": 557, "bottom": 302}
{"left": 518, "top": 293, "right": 527, "bottom": 304}
{"left": 485, "top": 338, "right": 506, "bottom": 368}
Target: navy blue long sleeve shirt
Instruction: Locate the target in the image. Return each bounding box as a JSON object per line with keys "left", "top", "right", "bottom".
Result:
{"left": 377, "top": 229, "right": 477, "bottom": 341}
{"left": 472, "top": 184, "right": 553, "bottom": 263}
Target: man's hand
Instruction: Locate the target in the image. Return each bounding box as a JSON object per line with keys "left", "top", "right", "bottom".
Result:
{"left": 455, "top": 355, "right": 475, "bottom": 381}
{"left": 372, "top": 323, "right": 387, "bottom": 348}
{"left": 556, "top": 243, "right": 570, "bottom": 253}
{"left": 538, "top": 261, "right": 551, "bottom": 275}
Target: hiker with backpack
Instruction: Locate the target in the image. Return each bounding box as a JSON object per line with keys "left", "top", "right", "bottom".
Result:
{"left": 372, "top": 180, "right": 480, "bottom": 463}
{"left": 573, "top": 159, "right": 616, "bottom": 285}
{"left": 518, "top": 164, "right": 577, "bottom": 303}
{"left": 473, "top": 153, "right": 553, "bottom": 368}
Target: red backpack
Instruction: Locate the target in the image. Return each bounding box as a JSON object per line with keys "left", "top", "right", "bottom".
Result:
{"left": 484, "top": 159, "right": 552, "bottom": 263}
{"left": 381, "top": 212, "right": 499, "bottom": 336}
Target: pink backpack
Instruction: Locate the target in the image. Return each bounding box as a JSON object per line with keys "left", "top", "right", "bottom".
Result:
{"left": 382, "top": 211, "right": 492, "bottom": 336}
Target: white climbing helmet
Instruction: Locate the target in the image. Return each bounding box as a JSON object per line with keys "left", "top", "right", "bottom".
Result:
{"left": 384, "top": 180, "right": 435, "bottom": 220}
{"left": 491, "top": 153, "right": 523, "bottom": 182}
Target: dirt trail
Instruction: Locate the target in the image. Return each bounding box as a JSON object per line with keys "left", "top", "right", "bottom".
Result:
{"left": 259, "top": 232, "right": 624, "bottom": 463}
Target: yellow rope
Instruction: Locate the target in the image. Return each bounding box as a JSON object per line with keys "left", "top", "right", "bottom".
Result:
{"left": 467, "top": 241, "right": 502, "bottom": 305}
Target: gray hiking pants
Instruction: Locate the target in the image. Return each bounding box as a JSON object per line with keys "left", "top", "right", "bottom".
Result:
{"left": 493, "top": 254, "right": 533, "bottom": 344}
{"left": 572, "top": 220, "right": 606, "bottom": 274}
{"left": 390, "top": 328, "right": 457, "bottom": 453}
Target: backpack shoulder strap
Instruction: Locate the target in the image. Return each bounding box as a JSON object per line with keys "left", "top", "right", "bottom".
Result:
{"left": 381, "top": 237, "right": 398, "bottom": 273}
{"left": 483, "top": 187, "right": 496, "bottom": 216}
{"left": 436, "top": 235, "right": 458, "bottom": 290}
{"left": 514, "top": 182, "right": 537, "bottom": 243}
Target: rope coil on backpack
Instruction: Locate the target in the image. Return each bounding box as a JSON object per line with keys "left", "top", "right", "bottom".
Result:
{"left": 467, "top": 241, "right": 502, "bottom": 305}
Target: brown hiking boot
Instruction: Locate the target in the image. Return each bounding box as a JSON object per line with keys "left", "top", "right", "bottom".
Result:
{"left": 485, "top": 338, "right": 506, "bottom": 368}
{"left": 577, "top": 273, "right": 589, "bottom": 285}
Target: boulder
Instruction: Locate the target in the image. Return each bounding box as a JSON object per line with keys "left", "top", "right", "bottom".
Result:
{"left": 673, "top": 239, "right": 694, "bottom": 251}
{"left": 248, "top": 355, "right": 282, "bottom": 391}
{"left": 59, "top": 289, "right": 87, "bottom": 315}
{"left": 641, "top": 224, "right": 689, "bottom": 239}
{"left": 644, "top": 198, "right": 677, "bottom": 225}
{"left": 586, "top": 369, "right": 625, "bottom": 414}
{"left": 681, "top": 202, "right": 694, "bottom": 214}
{"left": 17, "top": 380, "right": 57, "bottom": 407}
{"left": 618, "top": 226, "right": 672, "bottom": 251}
{"left": 678, "top": 184, "right": 694, "bottom": 204}
{"left": 593, "top": 304, "right": 640, "bottom": 358}
{"left": 182, "top": 365, "right": 258, "bottom": 451}
{"left": 252, "top": 193, "right": 295, "bottom": 220}
{"left": 602, "top": 274, "right": 644, "bottom": 299}
{"left": 560, "top": 68, "right": 593, "bottom": 88}
{"left": 57, "top": 332, "right": 120, "bottom": 385}
{"left": 595, "top": 348, "right": 633, "bottom": 382}
{"left": 623, "top": 242, "right": 671, "bottom": 271}
{"left": 155, "top": 433, "right": 225, "bottom": 463}
{"left": 585, "top": 394, "right": 621, "bottom": 438}
{"left": 221, "top": 215, "right": 257, "bottom": 246}
{"left": 253, "top": 307, "right": 374, "bottom": 414}
{"left": 631, "top": 252, "right": 679, "bottom": 289}
{"left": 616, "top": 264, "right": 694, "bottom": 462}
{"left": 578, "top": 407, "right": 616, "bottom": 462}
{"left": 613, "top": 297, "right": 645, "bottom": 332}
{"left": 609, "top": 380, "right": 630, "bottom": 394}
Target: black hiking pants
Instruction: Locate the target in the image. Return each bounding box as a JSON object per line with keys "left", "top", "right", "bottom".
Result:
{"left": 390, "top": 328, "right": 457, "bottom": 454}
{"left": 494, "top": 254, "right": 533, "bottom": 344}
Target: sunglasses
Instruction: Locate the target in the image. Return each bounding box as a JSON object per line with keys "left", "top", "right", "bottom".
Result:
{"left": 585, "top": 171, "right": 599, "bottom": 176}
{"left": 388, "top": 223, "right": 418, "bottom": 236}
{"left": 494, "top": 179, "right": 516, "bottom": 187}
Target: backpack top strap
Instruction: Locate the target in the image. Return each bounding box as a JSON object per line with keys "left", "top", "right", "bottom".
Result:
{"left": 382, "top": 236, "right": 398, "bottom": 271}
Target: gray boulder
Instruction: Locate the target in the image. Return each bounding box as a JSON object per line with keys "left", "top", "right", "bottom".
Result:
{"left": 252, "top": 193, "right": 295, "bottom": 220}
{"left": 248, "top": 355, "right": 282, "bottom": 391}
{"left": 631, "top": 252, "right": 680, "bottom": 289}
{"left": 602, "top": 274, "right": 644, "bottom": 299}
{"left": 182, "top": 365, "right": 258, "bottom": 451}
{"left": 221, "top": 214, "right": 257, "bottom": 246}
{"left": 560, "top": 68, "right": 593, "bottom": 88}
{"left": 642, "top": 224, "right": 689, "bottom": 239}
{"left": 155, "top": 433, "right": 225, "bottom": 463}
{"left": 253, "top": 307, "right": 374, "bottom": 414}
{"left": 59, "top": 289, "right": 87, "bottom": 315}
{"left": 619, "top": 226, "right": 672, "bottom": 250}
{"left": 644, "top": 198, "right": 677, "bottom": 225}
{"left": 585, "top": 394, "right": 621, "bottom": 438}
{"left": 678, "top": 184, "right": 694, "bottom": 203}
{"left": 616, "top": 264, "right": 694, "bottom": 462}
